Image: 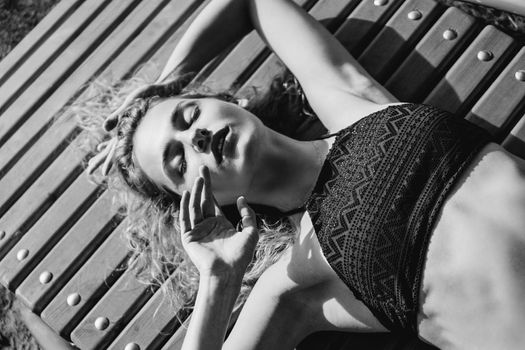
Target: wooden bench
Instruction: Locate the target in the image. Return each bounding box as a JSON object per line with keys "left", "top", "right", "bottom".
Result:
{"left": 0, "top": 0, "right": 524, "bottom": 349}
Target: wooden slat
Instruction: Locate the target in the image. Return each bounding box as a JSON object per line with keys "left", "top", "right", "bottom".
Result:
{"left": 204, "top": 31, "right": 268, "bottom": 91}
{"left": 0, "top": 0, "right": 85, "bottom": 86}
{"left": 335, "top": 0, "right": 405, "bottom": 56}
{"left": 0, "top": 0, "right": 197, "bottom": 257}
{"left": 15, "top": 191, "right": 119, "bottom": 312}
{"left": 41, "top": 220, "right": 129, "bottom": 337}
{"left": 0, "top": 0, "right": 173, "bottom": 176}
{"left": 0, "top": 144, "right": 83, "bottom": 255}
{"left": 131, "top": 0, "right": 212, "bottom": 80}
{"left": 107, "top": 287, "right": 180, "bottom": 350}
{"left": 0, "top": 0, "right": 140, "bottom": 148}
{"left": 71, "top": 270, "right": 155, "bottom": 350}
{"left": 358, "top": 0, "right": 443, "bottom": 84}
{"left": 0, "top": 174, "right": 100, "bottom": 291}
{"left": 0, "top": 0, "right": 109, "bottom": 115}
{"left": 385, "top": 7, "right": 477, "bottom": 102}
{"left": 465, "top": 47, "right": 525, "bottom": 139}
{"left": 424, "top": 25, "right": 516, "bottom": 115}
{"left": 502, "top": 114, "right": 525, "bottom": 159}
{"left": 160, "top": 320, "right": 187, "bottom": 350}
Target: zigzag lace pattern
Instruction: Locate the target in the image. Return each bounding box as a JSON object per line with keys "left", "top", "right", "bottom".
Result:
{"left": 305, "top": 103, "right": 491, "bottom": 332}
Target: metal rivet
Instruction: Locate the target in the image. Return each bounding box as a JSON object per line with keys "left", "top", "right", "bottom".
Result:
{"left": 407, "top": 10, "right": 422, "bottom": 20}
{"left": 124, "top": 343, "right": 140, "bottom": 350}
{"left": 16, "top": 249, "right": 29, "bottom": 261}
{"left": 94, "top": 317, "right": 110, "bottom": 330}
{"left": 515, "top": 70, "right": 525, "bottom": 82}
{"left": 374, "top": 0, "right": 388, "bottom": 6}
{"left": 0, "top": 231, "right": 5, "bottom": 240}
{"left": 39, "top": 271, "right": 53, "bottom": 284}
{"left": 67, "top": 293, "right": 81, "bottom": 306}
{"left": 477, "top": 50, "right": 494, "bottom": 62}
{"left": 443, "top": 29, "right": 458, "bottom": 40}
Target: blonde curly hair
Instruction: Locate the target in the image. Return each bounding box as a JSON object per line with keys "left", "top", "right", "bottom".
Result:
{"left": 69, "top": 66, "right": 318, "bottom": 313}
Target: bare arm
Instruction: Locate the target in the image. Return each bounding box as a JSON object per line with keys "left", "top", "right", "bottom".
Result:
{"left": 157, "top": 0, "right": 397, "bottom": 130}
{"left": 179, "top": 166, "right": 259, "bottom": 350}
{"left": 156, "top": 0, "right": 252, "bottom": 83}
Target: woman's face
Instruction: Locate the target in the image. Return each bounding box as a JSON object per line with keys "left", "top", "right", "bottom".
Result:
{"left": 133, "top": 97, "right": 265, "bottom": 204}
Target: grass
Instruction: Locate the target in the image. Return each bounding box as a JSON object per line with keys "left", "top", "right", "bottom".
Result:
{"left": 0, "top": 0, "right": 60, "bottom": 60}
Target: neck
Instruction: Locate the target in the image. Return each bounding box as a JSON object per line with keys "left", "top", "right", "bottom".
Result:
{"left": 246, "top": 128, "right": 329, "bottom": 213}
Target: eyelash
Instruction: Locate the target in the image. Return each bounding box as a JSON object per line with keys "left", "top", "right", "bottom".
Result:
{"left": 187, "top": 104, "right": 200, "bottom": 125}
{"left": 171, "top": 102, "right": 200, "bottom": 177}
{"left": 180, "top": 156, "right": 187, "bottom": 175}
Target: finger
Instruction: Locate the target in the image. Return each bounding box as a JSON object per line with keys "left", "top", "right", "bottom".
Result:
{"left": 179, "top": 191, "right": 191, "bottom": 234}
{"left": 189, "top": 177, "right": 204, "bottom": 226}
{"left": 103, "top": 85, "right": 150, "bottom": 131}
{"left": 96, "top": 141, "right": 109, "bottom": 152}
{"left": 200, "top": 166, "right": 216, "bottom": 218}
{"left": 101, "top": 138, "right": 117, "bottom": 176}
{"left": 236, "top": 196, "right": 258, "bottom": 234}
{"left": 86, "top": 147, "right": 110, "bottom": 174}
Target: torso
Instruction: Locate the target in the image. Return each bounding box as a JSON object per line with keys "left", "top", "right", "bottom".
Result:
{"left": 417, "top": 143, "right": 525, "bottom": 350}
{"left": 285, "top": 111, "right": 525, "bottom": 349}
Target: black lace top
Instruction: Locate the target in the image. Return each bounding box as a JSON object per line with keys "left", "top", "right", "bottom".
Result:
{"left": 305, "top": 103, "right": 492, "bottom": 332}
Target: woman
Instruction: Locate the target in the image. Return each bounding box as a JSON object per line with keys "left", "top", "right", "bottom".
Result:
{"left": 83, "top": 0, "right": 525, "bottom": 349}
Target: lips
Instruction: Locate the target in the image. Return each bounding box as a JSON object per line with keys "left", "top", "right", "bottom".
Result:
{"left": 211, "top": 126, "right": 229, "bottom": 164}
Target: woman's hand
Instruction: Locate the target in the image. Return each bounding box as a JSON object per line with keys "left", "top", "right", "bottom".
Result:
{"left": 179, "top": 166, "right": 259, "bottom": 278}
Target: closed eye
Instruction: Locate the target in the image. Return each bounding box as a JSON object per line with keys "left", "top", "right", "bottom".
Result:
{"left": 162, "top": 142, "right": 186, "bottom": 178}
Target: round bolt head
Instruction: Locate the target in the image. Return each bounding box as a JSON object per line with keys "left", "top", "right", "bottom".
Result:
{"left": 443, "top": 29, "right": 458, "bottom": 40}
{"left": 94, "top": 316, "right": 110, "bottom": 330}
{"left": 477, "top": 50, "right": 494, "bottom": 62}
{"left": 67, "top": 293, "right": 81, "bottom": 306}
{"left": 0, "top": 231, "right": 5, "bottom": 240}
{"left": 515, "top": 70, "right": 525, "bottom": 82}
{"left": 16, "top": 249, "right": 29, "bottom": 261}
{"left": 407, "top": 10, "right": 422, "bottom": 20}
{"left": 374, "top": 0, "right": 388, "bottom": 6}
{"left": 124, "top": 343, "right": 140, "bottom": 350}
{"left": 39, "top": 271, "right": 53, "bottom": 284}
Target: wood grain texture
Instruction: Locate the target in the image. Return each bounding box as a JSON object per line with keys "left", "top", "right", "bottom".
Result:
{"left": 466, "top": 47, "right": 525, "bottom": 139}
{"left": 0, "top": 0, "right": 170, "bottom": 175}
{"left": 0, "top": 0, "right": 86, "bottom": 86}
{"left": 425, "top": 25, "right": 516, "bottom": 116}
{"left": 503, "top": 114, "right": 525, "bottom": 159}
{"left": 0, "top": 174, "right": 100, "bottom": 291}
{"left": 0, "top": 144, "right": 83, "bottom": 255}
{"left": 358, "top": 0, "right": 443, "bottom": 83}
{"left": 0, "top": 0, "right": 139, "bottom": 149}
{"left": 106, "top": 286, "right": 181, "bottom": 350}
{"left": 71, "top": 269, "right": 155, "bottom": 350}
{"left": 335, "top": 0, "right": 405, "bottom": 56}
{"left": 0, "top": 0, "right": 109, "bottom": 117}
{"left": 41, "top": 220, "right": 130, "bottom": 337}
{"left": 15, "top": 191, "right": 119, "bottom": 312}
{"left": 385, "top": 7, "right": 478, "bottom": 102}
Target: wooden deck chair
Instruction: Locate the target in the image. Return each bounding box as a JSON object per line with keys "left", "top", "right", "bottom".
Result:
{"left": 0, "top": 0, "right": 524, "bottom": 349}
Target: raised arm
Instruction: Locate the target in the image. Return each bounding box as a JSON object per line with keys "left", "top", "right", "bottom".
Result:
{"left": 247, "top": 0, "right": 397, "bottom": 131}
{"left": 159, "top": 0, "right": 397, "bottom": 132}
{"left": 156, "top": 0, "right": 252, "bottom": 82}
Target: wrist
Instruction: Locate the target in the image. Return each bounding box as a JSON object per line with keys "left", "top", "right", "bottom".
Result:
{"left": 199, "top": 268, "right": 243, "bottom": 289}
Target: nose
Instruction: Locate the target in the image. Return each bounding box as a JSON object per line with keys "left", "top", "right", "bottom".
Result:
{"left": 191, "top": 128, "right": 211, "bottom": 153}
